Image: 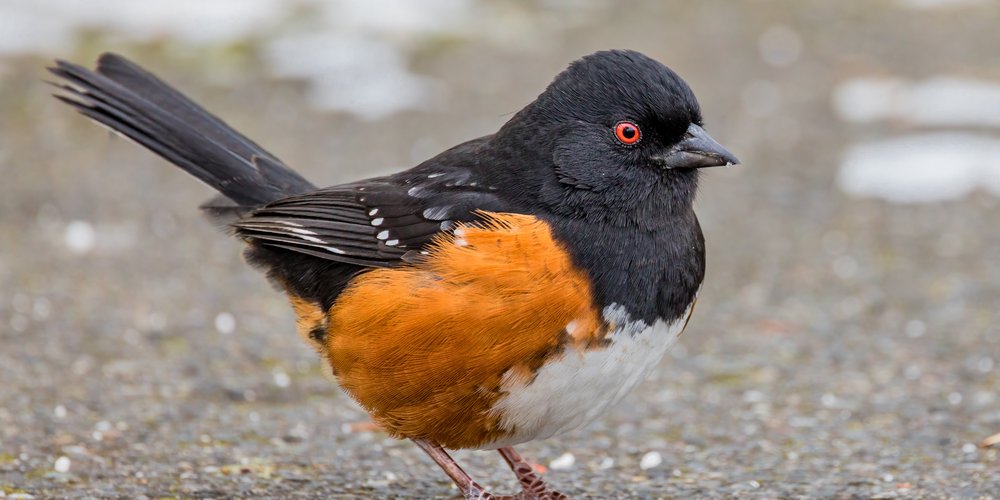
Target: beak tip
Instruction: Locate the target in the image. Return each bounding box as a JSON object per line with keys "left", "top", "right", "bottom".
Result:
{"left": 670, "top": 123, "right": 740, "bottom": 169}
{"left": 720, "top": 150, "right": 741, "bottom": 167}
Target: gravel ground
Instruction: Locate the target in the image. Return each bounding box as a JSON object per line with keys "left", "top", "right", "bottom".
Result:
{"left": 2, "top": 1, "right": 999, "bottom": 498}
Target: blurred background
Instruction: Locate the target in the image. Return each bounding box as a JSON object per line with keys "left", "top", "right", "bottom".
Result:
{"left": 1, "top": 0, "right": 998, "bottom": 497}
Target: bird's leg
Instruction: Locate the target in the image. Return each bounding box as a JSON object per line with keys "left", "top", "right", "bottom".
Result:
{"left": 497, "top": 447, "right": 567, "bottom": 500}
{"left": 412, "top": 438, "right": 494, "bottom": 499}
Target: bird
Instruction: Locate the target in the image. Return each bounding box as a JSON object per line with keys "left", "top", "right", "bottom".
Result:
{"left": 49, "top": 49, "right": 738, "bottom": 499}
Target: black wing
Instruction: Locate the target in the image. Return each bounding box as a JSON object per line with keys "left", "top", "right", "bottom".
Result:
{"left": 234, "top": 160, "right": 508, "bottom": 268}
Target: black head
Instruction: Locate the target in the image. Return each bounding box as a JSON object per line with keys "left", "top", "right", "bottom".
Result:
{"left": 491, "top": 50, "right": 738, "bottom": 225}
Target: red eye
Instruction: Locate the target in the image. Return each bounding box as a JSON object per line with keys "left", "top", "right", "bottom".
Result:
{"left": 614, "top": 121, "right": 641, "bottom": 145}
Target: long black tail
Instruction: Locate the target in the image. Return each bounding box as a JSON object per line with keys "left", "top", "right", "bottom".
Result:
{"left": 48, "top": 53, "right": 316, "bottom": 209}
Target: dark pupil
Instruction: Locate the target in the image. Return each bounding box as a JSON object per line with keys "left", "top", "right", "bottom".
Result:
{"left": 621, "top": 126, "right": 636, "bottom": 139}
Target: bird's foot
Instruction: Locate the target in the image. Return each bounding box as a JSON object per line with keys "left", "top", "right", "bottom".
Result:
{"left": 498, "top": 447, "right": 568, "bottom": 499}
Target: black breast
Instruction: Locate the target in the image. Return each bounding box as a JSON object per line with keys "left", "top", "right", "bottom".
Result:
{"left": 545, "top": 211, "right": 705, "bottom": 325}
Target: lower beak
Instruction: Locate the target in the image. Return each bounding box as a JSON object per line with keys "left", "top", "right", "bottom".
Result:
{"left": 652, "top": 124, "right": 740, "bottom": 169}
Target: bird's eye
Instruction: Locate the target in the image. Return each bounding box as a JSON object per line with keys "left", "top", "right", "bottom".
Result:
{"left": 614, "top": 121, "right": 641, "bottom": 145}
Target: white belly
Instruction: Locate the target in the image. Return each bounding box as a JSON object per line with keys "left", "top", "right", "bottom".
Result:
{"left": 480, "top": 302, "right": 694, "bottom": 449}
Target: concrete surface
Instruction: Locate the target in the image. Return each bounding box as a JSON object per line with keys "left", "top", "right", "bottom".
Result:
{"left": 1, "top": 1, "right": 999, "bottom": 498}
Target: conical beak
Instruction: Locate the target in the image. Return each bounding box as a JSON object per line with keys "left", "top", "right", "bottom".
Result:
{"left": 652, "top": 124, "right": 740, "bottom": 169}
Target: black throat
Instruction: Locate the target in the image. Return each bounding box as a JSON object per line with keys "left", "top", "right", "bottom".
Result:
{"left": 542, "top": 188, "right": 706, "bottom": 326}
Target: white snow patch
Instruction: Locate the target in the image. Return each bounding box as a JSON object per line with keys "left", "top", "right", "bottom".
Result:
{"left": 0, "top": 0, "right": 486, "bottom": 119}
{"left": 896, "top": 0, "right": 990, "bottom": 9}
{"left": 0, "top": 0, "right": 287, "bottom": 55}
{"left": 837, "top": 133, "right": 1000, "bottom": 203}
{"left": 833, "top": 76, "right": 1000, "bottom": 128}
{"left": 264, "top": 32, "right": 441, "bottom": 120}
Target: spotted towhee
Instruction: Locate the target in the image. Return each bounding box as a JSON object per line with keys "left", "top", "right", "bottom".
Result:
{"left": 50, "top": 50, "right": 738, "bottom": 499}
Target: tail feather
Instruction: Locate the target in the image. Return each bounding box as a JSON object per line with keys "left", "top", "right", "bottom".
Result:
{"left": 49, "top": 53, "right": 316, "bottom": 207}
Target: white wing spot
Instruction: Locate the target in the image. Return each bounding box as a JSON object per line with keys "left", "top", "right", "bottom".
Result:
{"left": 298, "top": 234, "right": 326, "bottom": 244}
{"left": 385, "top": 239, "right": 400, "bottom": 246}
{"left": 368, "top": 208, "right": 379, "bottom": 216}
{"left": 289, "top": 228, "right": 317, "bottom": 235}
{"left": 427, "top": 172, "right": 444, "bottom": 178}
{"left": 323, "top": 246, "right": 346, "bottom": 255}
{"left": 371, "top": 218, "right": 384, "bottom": 226}
{"left": 423, "top": 207, "right": 451, "bottom": 219}
{"left": 377, "top": 230, "right": 390, "bottom": 240}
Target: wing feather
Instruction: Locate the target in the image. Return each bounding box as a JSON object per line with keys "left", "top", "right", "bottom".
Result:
{"left": 232, "top": 171, "right": 507, "bottom": 267}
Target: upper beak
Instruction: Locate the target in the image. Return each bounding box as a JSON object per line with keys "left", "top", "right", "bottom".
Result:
{"left": 652, "top": 123, "right": 740, "bottom": 169}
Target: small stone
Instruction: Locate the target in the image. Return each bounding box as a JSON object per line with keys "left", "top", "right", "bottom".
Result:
{"left": 549, "top": 452, "right": 575, "bottom": 470}
{"left": 54, "top": 456, "right": 70, "bottom": 473}
{"left": 273, "top": 371, "right": 291, "bottom": 388}
{"left": 639, "top": 451, "right": 662, "bottom": 470}
{"left": 64, "top": 220, "right": 96, "bottom": 253}
{"left": 214, "top": 313, "right": 236, "bottom": 335}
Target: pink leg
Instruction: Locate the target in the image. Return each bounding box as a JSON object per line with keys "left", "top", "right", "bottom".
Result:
{"left": 412, "top": 438, "right": 494, "bottom": 499}
{"left": 497, "top": 447, "right": 567, "bottom": 500}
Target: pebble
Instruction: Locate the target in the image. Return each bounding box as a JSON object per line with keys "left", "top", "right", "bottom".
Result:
{"left": 273, "top": 371, "right": 291, "bottom": 388}
{"left": 639, "top": 451, "right": 662, "bottom": 470}
{"left": 549, "top": 452, "right": 575, "bottom": 470}
{"left": 214, "top": 312, "right": 236, "bottom": 335}
{"left": 64, "top": 220, "right": 96, "bottom": 253}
